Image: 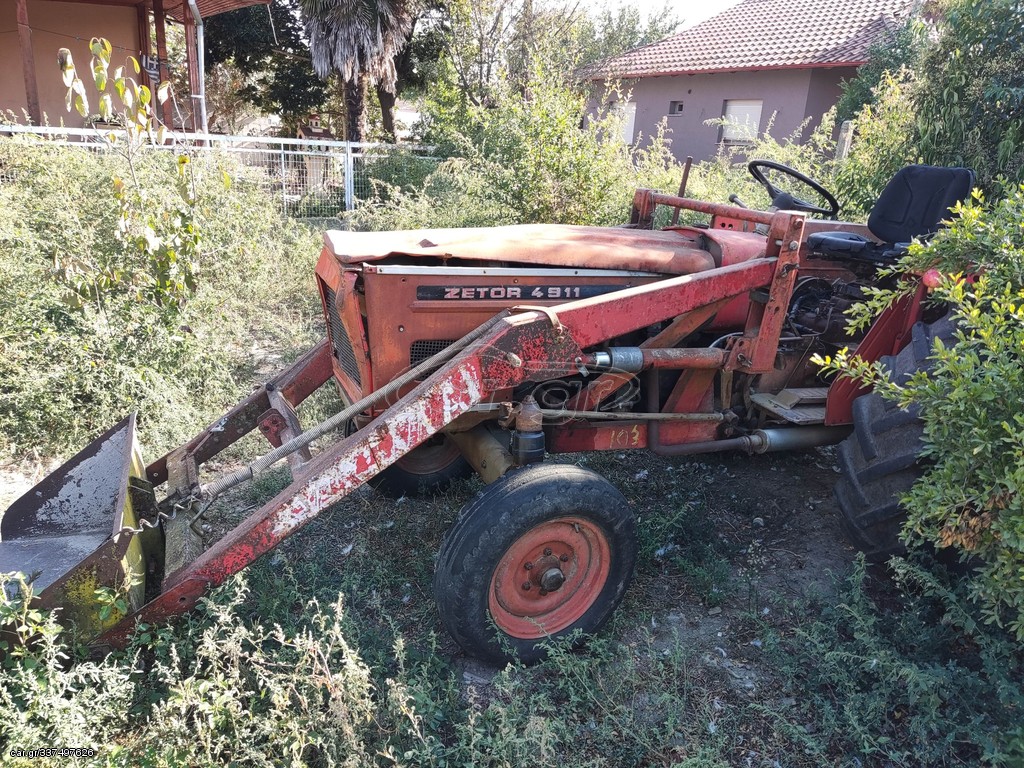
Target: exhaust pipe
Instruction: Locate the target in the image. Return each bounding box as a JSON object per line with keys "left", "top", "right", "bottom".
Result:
{"left": 647, "top": 425, "right": 849, "bottom": 458}
{"left": 745, "top": 426, "right": 850, "bottom": 454}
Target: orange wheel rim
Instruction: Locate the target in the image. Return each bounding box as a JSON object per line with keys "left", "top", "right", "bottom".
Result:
{"left": 488, "top": 516, "right": 611, "bottom": 639}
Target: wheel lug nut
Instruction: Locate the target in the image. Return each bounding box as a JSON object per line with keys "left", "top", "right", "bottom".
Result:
{"left": 521, "top": 582, "right": 531, "bottom": 591}
{"left": 524, "top": 562, "right": 534, "bottom": 570}
{"left": 559, "top": 554, "right": 569, "bottom": 562}
{"left": 543, "top": 548, "right": 552, "bottom": 556}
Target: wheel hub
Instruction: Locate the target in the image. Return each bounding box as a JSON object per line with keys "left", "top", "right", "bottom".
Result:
{"left": 522, "top": 553, "right": 567, "bottom": 593}
{"left": 539, "top": 567, "right": 566, "bottom": 592}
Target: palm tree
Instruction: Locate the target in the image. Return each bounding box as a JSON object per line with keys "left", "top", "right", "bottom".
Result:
{"left": 299, "top": 0, "right": 415, "bottom": 142}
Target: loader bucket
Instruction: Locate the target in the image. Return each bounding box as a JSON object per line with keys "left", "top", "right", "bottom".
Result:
{"left": 0, "top": 414, "right": 156, "bottom": 638}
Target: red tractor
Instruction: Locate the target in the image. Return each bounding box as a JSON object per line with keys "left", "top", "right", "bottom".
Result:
{"left": 0, "top": 161, "right": 973, "bottom": 663}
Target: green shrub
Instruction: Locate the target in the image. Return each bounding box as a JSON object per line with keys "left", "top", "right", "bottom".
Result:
{"left": 358, "top": 148, "right": 440, "bottom": 201}
{"left": 835, "top": 12, "right": 927, "bottom": 124}
{"left": 352, "top": 156, "right": 516, "bottom": 230}
{"left": 354, "top": 62, "right": 671, "bottom": 231}
{"left": 818, "top": 187, "right": 1024, "bottom": 639}
{"left": 915, "top": 0, "right": 1024, "bottom": 193}
{"left": 289, "top": 184, "right": 347, "bottom": 218}
{"left": 764, "top": 557, "right": 1024, "bottom": 766}
{"left": 353, "top": 56, "right": 854, "bottom": 234}
{"left": 0, "top": 140, "right": 322, "bottom": 460}
{"left": 0, "top": 566, "right": 723, "bottom": 767}
{"left": 834, "top": 71, "right": 920, "bottom": 219}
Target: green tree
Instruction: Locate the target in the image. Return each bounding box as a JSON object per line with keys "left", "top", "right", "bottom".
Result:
{"left": 373, "top": 5, "right": 449, "bottom": 139}
{"left": 440, "top": 0, "right": 519, "bottom": 108}
{"left": 915, "top": 0, "right": 1024, "bottom": 190}
{"left": 298, "top": 0, "right": 416, "bottom": 142}
{"left": 438, "top": 1, "right": 679, "bottom": 109}
{"left": 835, "top": 13, "right": 927, "bottom": 124}
{"left": 204, "top": 0, "right": 326, "bottom": 126}
{"left": 574, "top": 2, "right": 681, "bottom": 70}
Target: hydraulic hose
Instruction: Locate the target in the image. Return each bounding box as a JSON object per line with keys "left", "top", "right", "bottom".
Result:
{"left": 199, "top": 311, "right": 510, "bottom": 499}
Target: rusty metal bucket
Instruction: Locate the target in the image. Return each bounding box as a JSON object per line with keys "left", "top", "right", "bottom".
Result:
{"left": 0, "top": 414, "right": 157, "bottom": 638}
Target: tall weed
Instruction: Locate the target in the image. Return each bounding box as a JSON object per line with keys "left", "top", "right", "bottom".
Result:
{"left": 0, "top": 140, "right": 323, "bottom": 460}
{"left": 353, "top": 59, "right": 852, "bottom": 233}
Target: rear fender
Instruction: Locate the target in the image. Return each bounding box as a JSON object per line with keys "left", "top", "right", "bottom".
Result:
{"left": 824, "top": 283, "right": 927, "bottom": 425}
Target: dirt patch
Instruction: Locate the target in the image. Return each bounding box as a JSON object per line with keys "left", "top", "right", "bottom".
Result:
{"left": 0, "top": 456, "right": 61, "bottom": 514}
{"left": 612, "top": 446, "right": 855, "bottom": 700}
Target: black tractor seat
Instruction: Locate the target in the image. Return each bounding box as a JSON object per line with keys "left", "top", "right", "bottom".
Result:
{"left": 808, "top": 165, "right": 975, "bottom": 265}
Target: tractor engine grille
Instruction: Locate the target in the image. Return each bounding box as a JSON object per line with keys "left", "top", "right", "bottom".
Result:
{"left": 322, "top": 283, "right": 362, "bottom": 386}
{"left": 410, "top": 340, "right": 456, "bottom": 367}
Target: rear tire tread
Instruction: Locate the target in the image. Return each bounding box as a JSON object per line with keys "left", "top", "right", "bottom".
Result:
{"left": 835, "top": 317, "right": 955, "bottom": 560}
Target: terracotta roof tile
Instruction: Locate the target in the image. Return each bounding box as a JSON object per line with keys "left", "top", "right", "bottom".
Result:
{"left": 589, "top": 0, "right": 914, "bottom": 79}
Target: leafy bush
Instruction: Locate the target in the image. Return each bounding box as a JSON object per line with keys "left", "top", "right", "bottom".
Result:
{"left": 358, "top": 147, "right": 440, "bottom": 201}
{"left": 915, "top": 0, "right": 1024, "bottom": 193}
{"left": 819, "top": 187, "right": 1024, "bottom": 639}
{"left": 354, "top": 62, "right": 675, "bottom": 231}
{"left": 834, "top": 71, "right": 920, "bottom": 219}
{"left": 353, "top": 54, "right": 856, "bottom": 233}
{"left": 0, "top": 140, "right": 322, "bottom": 460}
{"left": 835, "top": 13, "right": 927, "bottom": 124}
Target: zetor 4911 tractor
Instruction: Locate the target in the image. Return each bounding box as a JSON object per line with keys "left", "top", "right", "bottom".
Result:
{"left": 0, "top": 161, "right": 974, "bottom": 663}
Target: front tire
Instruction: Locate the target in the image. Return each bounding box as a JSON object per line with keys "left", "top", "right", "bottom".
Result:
{"left": 434, "top": 464, "right": 637, "bottom": 664}
{"left": 835, "top": 317, "right": 955, "bottom": 560}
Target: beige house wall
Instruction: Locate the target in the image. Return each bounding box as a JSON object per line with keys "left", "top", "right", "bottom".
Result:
{"left": 603, "top": 65, "right": 858, "bottom": 163}
{"left": 1, "top": 1, "right": 140, "bottom": 127}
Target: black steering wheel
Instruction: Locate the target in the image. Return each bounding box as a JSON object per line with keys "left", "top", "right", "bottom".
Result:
{"left": 747, "top": 160, "right": 840, "bottom": 219}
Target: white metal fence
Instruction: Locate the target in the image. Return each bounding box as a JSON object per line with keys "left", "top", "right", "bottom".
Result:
{"left": 0, "top": 125, "right": 438, "bottom": 218}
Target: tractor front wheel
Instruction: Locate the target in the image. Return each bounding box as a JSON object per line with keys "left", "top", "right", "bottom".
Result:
{"left": 834, "top": 317, "right": 955, "bottom": 560}
{"left": 433, "top": 464, "right": 636, "bottom": 664}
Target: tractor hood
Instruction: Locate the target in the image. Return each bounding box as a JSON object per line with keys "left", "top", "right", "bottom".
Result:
{"left": 324, "top": 224, "right": 726, "bottom": 275}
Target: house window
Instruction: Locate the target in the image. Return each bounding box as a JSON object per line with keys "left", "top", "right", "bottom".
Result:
{"left": 669, "top": 100, "right": 685, "bottom": 115}
{"left": 721, "top": 99, "right": 762, "bottom": 143}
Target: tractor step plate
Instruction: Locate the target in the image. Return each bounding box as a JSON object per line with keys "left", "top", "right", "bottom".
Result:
{"left": 750, "top": 388, "right": 828, "bottom": 425}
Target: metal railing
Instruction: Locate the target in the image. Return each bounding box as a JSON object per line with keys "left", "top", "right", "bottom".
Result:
{"left": 0, "top": 125, "right": 438, "bottom": 218}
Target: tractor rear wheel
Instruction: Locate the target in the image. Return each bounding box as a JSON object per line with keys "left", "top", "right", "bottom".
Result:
{"left": 370, "top": 434, "right": 472, "bottom": 498}
{"left": 434, "top": 464, "right": 636, "bottom": 664}
{"left": 834, "top": 317, "right": 955, "bottom": 560}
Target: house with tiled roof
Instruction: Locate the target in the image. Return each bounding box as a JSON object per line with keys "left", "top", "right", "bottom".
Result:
{"left": 590, "top": 0, "right": 915, "bottom": 162}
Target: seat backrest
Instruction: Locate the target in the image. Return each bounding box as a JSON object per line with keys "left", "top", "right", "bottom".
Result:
{"left": 868, "top": 165, "right": 975, "bottom": 244}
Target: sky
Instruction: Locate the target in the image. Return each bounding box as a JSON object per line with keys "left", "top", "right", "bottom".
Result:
{"left": 609, "top": 0, "right": 746, "bottom": 30}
